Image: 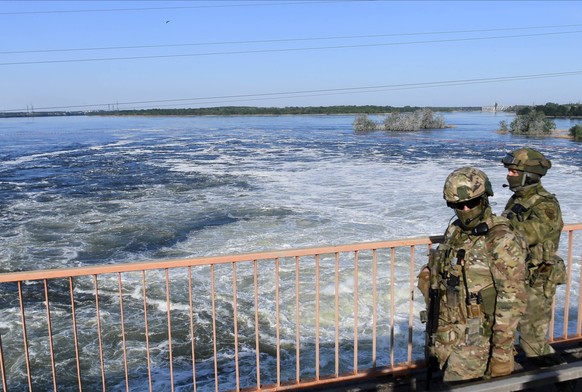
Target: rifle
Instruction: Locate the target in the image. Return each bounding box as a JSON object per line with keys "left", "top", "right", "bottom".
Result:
{"left": 423, "top": 286, "right": 441, "bottom": 390}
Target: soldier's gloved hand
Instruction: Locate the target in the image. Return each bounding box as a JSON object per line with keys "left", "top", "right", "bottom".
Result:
{"left": 487, "top": 352, "right": 514, "bottom": 378}
{"left": 417, "top": 267, "right": 430, "bottom": 303}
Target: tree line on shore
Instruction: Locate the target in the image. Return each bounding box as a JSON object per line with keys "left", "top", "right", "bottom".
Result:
{"left": 87, "top": 105, "right": 479, "bottom": 116}
{"left": 510, "top": 102, "right": 582, "bottom": 117}
{"left": 1, "top": 105, "right": 478, "bottom": 118}
{"left": 2, "top": 103, "right": 580, "bottom": 119}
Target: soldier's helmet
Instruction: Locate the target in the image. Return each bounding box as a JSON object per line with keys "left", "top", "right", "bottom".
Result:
{"left": 501, "top": 147, "right": 551, "bottom": 176}
{"left": 443, "top": 167, "right": 493, "bottom": 229}
{"left": 502, "top": 148, "right": 551, "bottom": 191}
{"left": 443, "top": 166, "right": 494, "bottom": 204}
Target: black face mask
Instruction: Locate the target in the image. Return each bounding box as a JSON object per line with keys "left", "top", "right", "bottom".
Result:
{"left": 507, "top": 170, "right": 540, "bottom": 192}
{"left": 507, "top": 172, "right": 526, "bottom": 191}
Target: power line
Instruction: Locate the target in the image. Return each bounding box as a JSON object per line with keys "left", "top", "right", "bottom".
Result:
{"left": 0, "top": 1, "right": 356, "bottom": 16}
{"left": 3, "top": 70, "right": 581, "bottom": 112}
{"left": 2, "top": 29, "right": 582, "bottom": 67}
{"left": 2, "top": 23, "right": 581, "bottom": 55}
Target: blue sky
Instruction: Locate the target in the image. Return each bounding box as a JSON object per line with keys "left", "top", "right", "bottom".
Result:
{"left": 1, "top": 0, "right": 581, "bottom": 112}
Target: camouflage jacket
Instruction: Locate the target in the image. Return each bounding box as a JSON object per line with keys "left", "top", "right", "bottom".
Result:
{"left": 502, "top": 182, "right": 563, "bottom": 266}
{"left": 430, "top": 209, "right": 527, "bottom": 352}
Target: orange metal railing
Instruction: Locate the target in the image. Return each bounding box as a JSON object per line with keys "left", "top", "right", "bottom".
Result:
{"left": 0, "top": 224, "right": 580, "bottom": 392}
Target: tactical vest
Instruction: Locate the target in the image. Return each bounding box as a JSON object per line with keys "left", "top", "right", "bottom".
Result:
{"left": 430, "top": 215, "right": 508, "bottom": 334}
{"left": 505, "top": 187, "right": 562, "bottom": 267}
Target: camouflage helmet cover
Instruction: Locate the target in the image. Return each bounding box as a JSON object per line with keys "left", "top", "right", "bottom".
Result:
{"left": 501, "top": 147, "right": 551, "bottom": 176}
{"left": 443, "top": 166, "right": 494, "bottom": 203}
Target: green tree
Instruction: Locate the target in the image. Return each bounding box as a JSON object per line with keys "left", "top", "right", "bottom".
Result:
{"left": 383, "top": 109, "right": 445, "bottom": 131}
{"left": 352, "top": 114, "right": 378, "bottom": 133}
{"left": 420, "top": 108, "right": 446, "bottom": 128}
{"left": 510, "top": 110, "right": 555, "bottom": 135}
{"left": 569, "top": 124, "right": 582, "bottom": 141}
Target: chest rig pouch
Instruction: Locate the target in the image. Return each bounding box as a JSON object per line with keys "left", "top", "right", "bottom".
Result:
{"left": 455, "top": 248, "right": 485, "bottom": 343}
{"left": 431, "top": 242, "right": 460, "bottom": 311}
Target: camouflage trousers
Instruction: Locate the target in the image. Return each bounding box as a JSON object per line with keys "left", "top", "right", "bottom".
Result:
{"left": 433, "top": 323, "right": 490, "bottom": 381}
{"left": 518, "top": 281, "right": 555, "bottom": 357}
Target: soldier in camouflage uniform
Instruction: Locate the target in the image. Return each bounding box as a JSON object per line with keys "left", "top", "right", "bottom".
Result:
{"left": 501, "top": 148, "right": 567, "bottom": 367}
{"left": 418, "top": 167, "right": 527, "bottom": 382}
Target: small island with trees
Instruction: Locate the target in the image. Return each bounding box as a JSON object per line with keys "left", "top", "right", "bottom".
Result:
{"left": 351, "top": 103, "right": 582, "bottom": 140}
{"left": 498, "top": 103, "right": 582, "bottom": 140}
{"left": 352, "top": 109, "right": 446, "bottom": 132}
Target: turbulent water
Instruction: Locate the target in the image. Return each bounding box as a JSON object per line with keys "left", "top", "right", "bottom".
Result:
{"left": 0, "top": 112, "right": 581, "bottom": 390}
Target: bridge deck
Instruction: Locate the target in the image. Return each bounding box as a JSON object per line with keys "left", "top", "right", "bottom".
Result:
{"left": 316, "top": 341, "right": 582, "bottom": 392}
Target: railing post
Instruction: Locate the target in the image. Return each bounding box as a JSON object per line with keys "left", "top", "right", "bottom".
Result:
{"left": 0, "top": 332, "right": 7, "bottom": 391}
{"left": 43, "top": 279, "right": 57, "bottom": 392}
{"left": 68, "top": 277, "right": 83, "bottom": 392}
{"left": 93, "top": 275, "right": 106, "bottom": 392}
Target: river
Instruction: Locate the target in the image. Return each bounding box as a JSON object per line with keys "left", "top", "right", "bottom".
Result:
{"left": 0, "top": 112, "right": 581, "bottom": 390}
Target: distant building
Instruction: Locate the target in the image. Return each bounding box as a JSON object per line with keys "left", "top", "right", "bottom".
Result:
{"left": 482, "top": 103, "right": 508, "bottom": 112}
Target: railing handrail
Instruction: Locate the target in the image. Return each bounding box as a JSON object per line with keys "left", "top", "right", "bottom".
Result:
{"left": 2, "top": 223, "right": 580, "bottom": 283}
{"left": 0, "top": 236, "right": 443, "bottom": 283}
